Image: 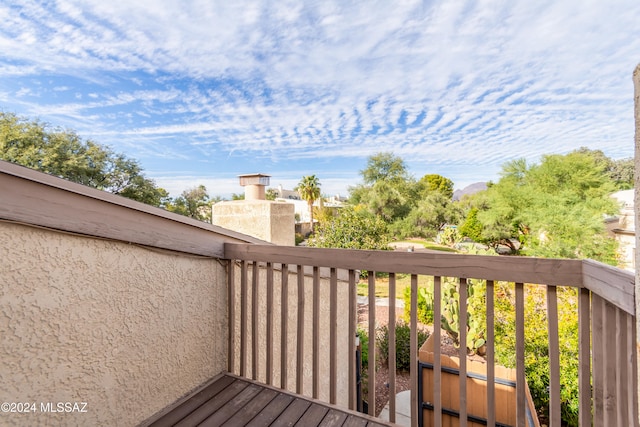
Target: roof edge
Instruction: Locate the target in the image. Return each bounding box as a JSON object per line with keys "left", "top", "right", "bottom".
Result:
{"left": 0, "top": 160, "right": 266, "bottom": 257}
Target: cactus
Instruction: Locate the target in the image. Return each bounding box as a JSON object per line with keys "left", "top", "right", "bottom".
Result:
{"left": 439, "top": 278, "right": 486, "bottom": 354}
{"left": 404, "top": 276, "right": 487, "bottom": 355}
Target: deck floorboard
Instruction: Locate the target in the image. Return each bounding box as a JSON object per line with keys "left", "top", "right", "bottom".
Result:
{"left": 145, "top": 373, "right": 397, "bottom": 427}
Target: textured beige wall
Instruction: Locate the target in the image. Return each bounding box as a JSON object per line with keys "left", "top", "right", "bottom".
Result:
{"left": 229, "top": 263, "right": 353, "bottom": 408}
{"left": 0, "top": 222, "right": 227, "bottom": 426}
{"left": 211, "top": 200, "right": 295, "bottom": 246}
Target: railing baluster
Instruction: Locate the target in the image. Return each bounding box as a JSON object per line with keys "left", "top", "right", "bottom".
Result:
{"left": 389, "top": 272, "right": 397, "bottom": 423}
{"left": 604, "top": 299, "right": 617, "bottom": 425}
{"left": 349, "top": 269, "right": 357, "bottom": 410}
{"left": 240, "top": 260, "right": 248, "bottom": 378}
{"left": 281, "top": 263, "right": 289, "bottom": 390}
{"left": 631, "top": 317, "right": 639, "bottom": 426}
{"left": 227, "top": 260, "right": 236, "bottom": 374}
{"left": 252, "top": 261, "right": 259, "bottom": 381}
{"left": 458, "top": 278, "right": 468, "bottom": 427}
{"left": 546, "top": 285, "right": 560, "bottom": 427}
{"left": 515, "top": 282, "right": 525, "bottom": 427}
{"left": 486, "top": 280, "right": 495, "bottom": 427}
{"left": 296, "top": 264, "right": 304, "bottom": 394}
{"left": 592, "top": 294, "right": 604, "bottom": 426}
{"left": 368, "top": 272, "right": 376, "bottom": 416}
{"left": 330, "top": 267, "right": 338, "bottom": 404}
{"left": 266, "top": 262, "right": 274, "bottom": 386}
{"left": 617, "top": 308, "right": 629, "bottom": 426}
{"left": 433, "top": 276, "right": 442, "bottom": 427}
{"left": 312, "top": 266, "right": 320, "bottom": 399}
{"left": 578, "top": 287, "right": 591, "bottom": 427}
{"left": 410, "top": 274, "right": 418, "bottom": 427}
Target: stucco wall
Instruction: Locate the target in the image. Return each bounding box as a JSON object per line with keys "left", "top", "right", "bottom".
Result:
{"left": 0, "top": 221, "right": 227, "bottom": 426}
{"left": 211, "top": 200, "right": 295, "bottom": 246}
{"left": 229, "top": 263, "right": 353, "bottom": 408}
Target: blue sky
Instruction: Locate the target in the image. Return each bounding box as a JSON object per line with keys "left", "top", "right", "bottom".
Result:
{"left": 1, "top": 1, "right": 639, "bottom": 198}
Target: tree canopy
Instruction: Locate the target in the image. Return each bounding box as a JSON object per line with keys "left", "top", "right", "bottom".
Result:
{"left": 461, "top": 150, "right": 620, "bottom": 263}
{"left": 419, "top": 174, "right": 454, "bottom": 199}
{"left": 308, "top": 206, "right": 390, "bottom": 250}
{"left": 348, "top": 152, "right": 459, "bottom": 238}
{"left": 164, "top": 185, "right": 211, "bottom": 221}
{"left": 0, "top": 112, "right": 169, "bottom": 206}
{"left": 360, "top": 152, "right": 411, "bottom": 185}
{"left": 573, "top": 147, "right": 634, "bottom": 189}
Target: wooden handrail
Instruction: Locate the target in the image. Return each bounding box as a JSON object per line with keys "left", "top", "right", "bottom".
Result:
{"left": 224, "top": 243, "right": 582, "bottom": 283}
{"left": 224, "top": 243, "right": 634, "bottom": 313}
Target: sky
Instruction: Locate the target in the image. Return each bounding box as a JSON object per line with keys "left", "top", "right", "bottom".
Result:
{"left": 1, "top": 1, "right": 639, "bottom": 199}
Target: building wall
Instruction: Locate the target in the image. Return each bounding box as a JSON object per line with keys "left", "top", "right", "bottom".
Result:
{"left": 212, "top": 200, "right": 295, "bottom": 246}
{"left": 228, "top": 263, "right": 352, "bottom": 408}
{"left": 611, "top": 189, "right": 636, "bottom": 271}
{"left": 0, "top": 221, "right": 228, "bottom": 426}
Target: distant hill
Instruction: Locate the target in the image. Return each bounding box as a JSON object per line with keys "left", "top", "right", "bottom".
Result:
{"left": 453, "top": 182, "right": 487, "bottom": 201}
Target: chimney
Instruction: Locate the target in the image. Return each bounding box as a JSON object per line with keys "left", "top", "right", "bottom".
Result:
{"left": 238, "top": 173, "right": 271, "bottom": 200}
{"left": 213, "top": 172, "right": 294, "bottom": 245}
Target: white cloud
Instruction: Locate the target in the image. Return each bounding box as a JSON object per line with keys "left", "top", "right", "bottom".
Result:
{"left": 0, "top": 0, "right": 638, "bottom": 195}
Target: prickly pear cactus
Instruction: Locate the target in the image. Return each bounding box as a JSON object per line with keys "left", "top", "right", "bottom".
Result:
{"left": 438, "top": 278, "right": 486, "bottom": 354}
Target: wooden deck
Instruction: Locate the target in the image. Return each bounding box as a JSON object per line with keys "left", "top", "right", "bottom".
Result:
{"left": 145, "top": 373, "right": 396, "bottom": 427}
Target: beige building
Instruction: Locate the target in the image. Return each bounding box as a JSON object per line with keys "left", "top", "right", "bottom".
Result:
{"left": 212, "top": 174, "right": 295, "bottom": 246}
{"left": 610, "top": 189, "right": 635, "bottom": 271}
{"left": 273, "top": 185, "right": 345, "bottom": 236}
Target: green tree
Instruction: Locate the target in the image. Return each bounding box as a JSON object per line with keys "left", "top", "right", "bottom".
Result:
{"left": 608, "top": 157, "right": 634, "bottom": 189}
{"left": 295, "top": 175, "right": 321, "bottom": 228}
{"left": 165, "top": 185, "right": 211, "bottom": 221}
{"left": 419, "top": 174, "right": 454, "bottom": 199}
{"left": 312, "top": 198, "right": 335, "bottom": 226}
{"left": 266, "top": 188, "right": 278, "bottom": 200}
{"left": 367, "top": 180, "right": 414, "bottom": 222}
{"left": 572, "top": 147, "right": 634, "bottom": 189}
{"left": 360, "top": 152, "right": 411, "bottom": 184}
{"left": 349, "top": 152, "right": 416, "bottom": 224}
{"left": 0, "top": 112, "right": 168, "bottom": 206}
{"left": 459, "top": 207, "right": 483, "bottom": 242}
{"left": 393, "top": 192, "right": 461, "bottom": 238}
{"left": 308, "top": 207, "right": 390, "bottom": 250}
{"left": 464, "top": 152, "right": 619, "bottom": 262}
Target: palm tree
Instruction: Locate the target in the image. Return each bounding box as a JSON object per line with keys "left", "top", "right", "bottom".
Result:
{"left": 296, "top": 175, "right": 321, "bottom": 231}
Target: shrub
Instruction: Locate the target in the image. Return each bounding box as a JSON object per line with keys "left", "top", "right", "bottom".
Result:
{"left": 376, "top": 321, "right": 429, "bottom": 372}
{"left": 308, "top": 207, "right": 390, "bottom": 250}
{"left": 493, "top": 283, "right": 580, "bottom": 425}
{"left": 357, "top": 327, "right": 369, "bottom": 371}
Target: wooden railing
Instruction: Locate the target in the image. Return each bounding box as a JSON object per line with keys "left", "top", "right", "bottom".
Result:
{"left": 224, "top": 243, "right": 638, "bottom": 427}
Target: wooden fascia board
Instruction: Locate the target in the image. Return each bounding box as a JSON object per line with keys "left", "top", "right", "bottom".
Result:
{"left": 0, "top": 160, "right": 265, "bottom": 257}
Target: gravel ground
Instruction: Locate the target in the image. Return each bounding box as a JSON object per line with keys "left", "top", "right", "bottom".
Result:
{"left": 358, "top": 304, "right": 411, "bottom": 416}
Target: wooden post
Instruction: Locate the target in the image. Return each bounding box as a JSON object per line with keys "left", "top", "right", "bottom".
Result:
{"left": 634, "top": 62, "right": 640, "bottom": 427}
